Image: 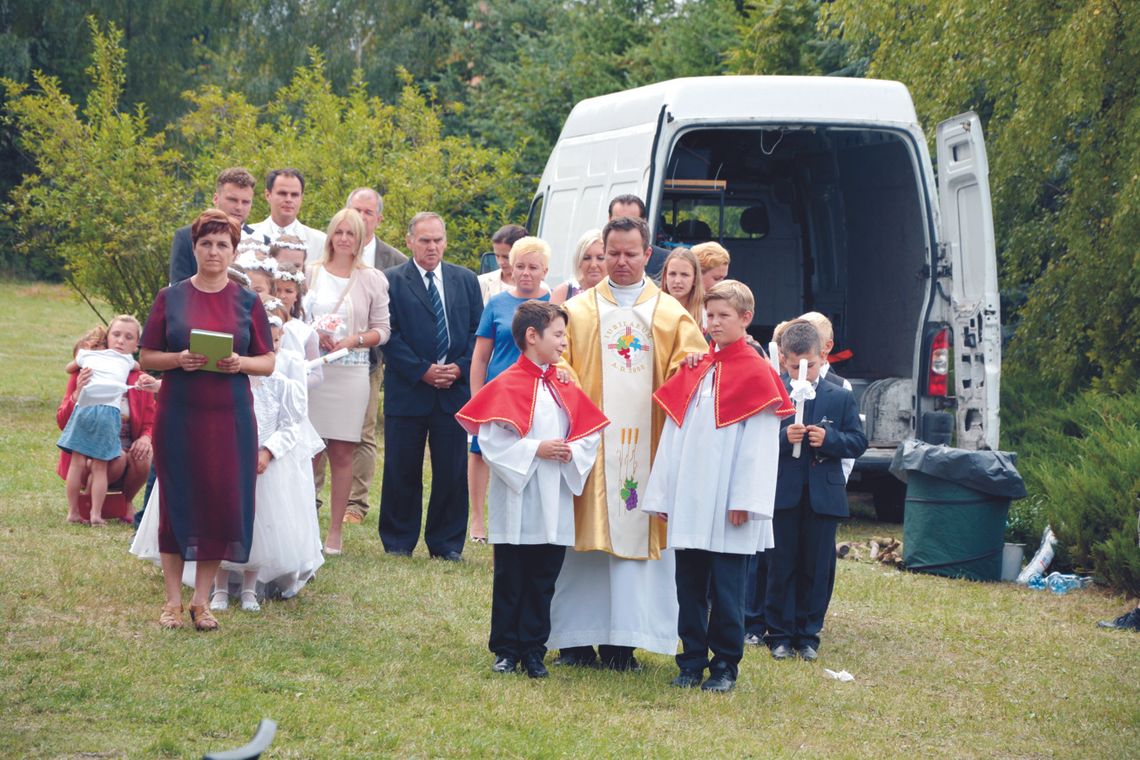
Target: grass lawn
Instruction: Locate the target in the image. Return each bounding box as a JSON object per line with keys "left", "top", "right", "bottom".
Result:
{"left": 1, "top": 280, "right": 1137, "bottom": 758}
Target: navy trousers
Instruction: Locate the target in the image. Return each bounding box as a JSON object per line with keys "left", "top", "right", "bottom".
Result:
{"left": 744, "top": 550, "right": 770, "bottom": 637}
{"left": 378, "top": 407, "right": 468, "bottom": 556}
{"left": 489, "top": 543, "right": 566, "bottom": 659}
{"left": 764, "top": 489, "right": 839, "bottom": 650}
{"left": 675, "top": 548, "right": 748, "bottom": 678}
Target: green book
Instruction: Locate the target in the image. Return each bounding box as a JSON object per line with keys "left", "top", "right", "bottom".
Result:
{"left": 189, "top": 329, "right": 234, "bottom": 373}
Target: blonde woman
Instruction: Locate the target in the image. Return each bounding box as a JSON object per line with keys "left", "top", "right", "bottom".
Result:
{"left": 692, "top": 241, "right": 731, "bottom": 293}
{"left": 551, "top": 229, "right": 606, "bottom": 304}
{"left": 304, "top": 208, "right": 391, "bottom": 555}
{"left": 468, "top": 236, "right": 553, "bottom": 542}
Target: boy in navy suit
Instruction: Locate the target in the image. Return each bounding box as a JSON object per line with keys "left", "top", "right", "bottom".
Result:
{"left": 764, "top": 320, "right": 867, "bottom": 661}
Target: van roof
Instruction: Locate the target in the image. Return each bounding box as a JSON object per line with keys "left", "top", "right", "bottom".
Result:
{"left": 559, "top": 76, "right": 919, "bottom": 137}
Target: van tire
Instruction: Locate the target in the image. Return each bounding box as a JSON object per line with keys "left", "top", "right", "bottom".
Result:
{"left": 871, "top": 477, "right": 907, "bottom": 523}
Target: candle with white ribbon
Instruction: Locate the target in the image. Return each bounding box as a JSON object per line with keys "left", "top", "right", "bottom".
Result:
{"left": 788, "top": 357, "right": 815, "bottom": 459}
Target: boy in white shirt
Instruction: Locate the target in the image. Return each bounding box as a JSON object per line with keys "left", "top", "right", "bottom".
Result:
{"left": 457, "top": 301, "right": 608, "bottom": 678}
{"left": 642, "top": 281, "right": 793, "bottom": 692}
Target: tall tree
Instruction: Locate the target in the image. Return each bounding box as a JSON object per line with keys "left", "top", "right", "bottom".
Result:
{"left": 826, "top": 0, "right": 1139, "bottom": 392}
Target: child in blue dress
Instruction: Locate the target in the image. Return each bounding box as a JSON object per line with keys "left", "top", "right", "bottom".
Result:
{"left": 58, "top": 315, "right": 155, "bottom": 525}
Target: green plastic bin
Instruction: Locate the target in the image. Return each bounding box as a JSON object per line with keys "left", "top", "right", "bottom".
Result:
{"left": 902, "top": 470, "right": 1011, "bottom": 581}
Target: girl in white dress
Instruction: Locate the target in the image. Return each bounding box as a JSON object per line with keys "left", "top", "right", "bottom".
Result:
{"left": 211, "top": 303, "right": 325, "bottom": 610}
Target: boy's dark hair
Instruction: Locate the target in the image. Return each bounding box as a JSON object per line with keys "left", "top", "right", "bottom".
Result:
{"left": 266, "top": 167, "right": 305, "bottom": 192}
{"left": 491, "top": 224, "right": 528, "bottom": 246}
{"left": 512, "top": 301, "right": 568, "bottom": 351}
{"left": 602, "top": 215, "right": 650, "bottom": 249}
{"left": 778, "top": 319, "right": 822, "bottom": 357}
{"left": 608, "top": 194, "right": 647, "bottom": 219}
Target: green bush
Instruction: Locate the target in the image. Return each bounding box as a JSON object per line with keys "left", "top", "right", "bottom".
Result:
{"left": 1003, "top": 371, "right": 1140, "bottom": 593}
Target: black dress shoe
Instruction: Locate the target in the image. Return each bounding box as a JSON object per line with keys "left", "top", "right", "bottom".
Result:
{"left": 701, "top": 671, "right": 736, "bottom": 693}
{"left": 432, "top": 551, "right": 462, "bottom": 561}
{"left": 744, "top": 633, "right": 763, "bottom": 646}
{"left": 796, "top": 645, "right": 819, "bottom": 661}
{"left": 1098, "top": 607, "right": 1140, "bottom": 631}
{"left": 386, "top": 549, "right": 413, "bottom": 557}
{"left": 671, "top": 669, "right": 703, "bottom": 688}
{"left": 553, "top": 649, "right": 598, "bottom": 667}
{"left": 492, "top": 656, "right": 518, "bottom": 673}
{"left": 770, "top": 644, "right": 795, "bottom": 660}
{"left": 522, "top": 653, "right": 549, "bottom": 679}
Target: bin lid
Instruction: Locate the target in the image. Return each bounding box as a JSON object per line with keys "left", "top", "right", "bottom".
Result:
{"left": 889, "top": 439, "right": 1027, "bottom": 499}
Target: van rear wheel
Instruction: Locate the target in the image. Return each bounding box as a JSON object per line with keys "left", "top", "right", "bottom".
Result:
{"left": 870, "top": 477, "right": 907, "bottom": 523}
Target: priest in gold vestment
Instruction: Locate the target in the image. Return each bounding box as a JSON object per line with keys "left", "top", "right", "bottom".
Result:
{"left": 548, "top": 216, "right": 708, "bottom": 670}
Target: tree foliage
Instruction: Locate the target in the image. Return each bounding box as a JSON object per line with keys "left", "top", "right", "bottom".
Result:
{"left": 3, "top": 21, "right": 521, "bottom": 320}
{"left": 824, "top": 0, "right": 1140, "bottom": 393}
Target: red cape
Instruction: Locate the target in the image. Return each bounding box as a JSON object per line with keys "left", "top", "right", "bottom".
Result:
{"left": 456, "top": 355, "right": 609, "bottom": 442}
{"left": 653, "top": 337, "right": 795, "bottom": 428}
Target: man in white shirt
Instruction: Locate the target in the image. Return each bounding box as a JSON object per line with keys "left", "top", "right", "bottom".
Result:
{"left": 249, "top": 168, "right": 327, "bottom": 262}
{"left": 343, "top": 187, "right": 408, "bottom": 524}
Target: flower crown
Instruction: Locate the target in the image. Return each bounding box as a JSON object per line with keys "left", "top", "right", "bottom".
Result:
{"left": 236, "top": 238, "right": 270, "bottom": 257}
{"left": 271, "top": 239, "right": 308, "bottom": 252}
{"left": 274, "top": 268, "right": 305, "bottom": 284}
{"left": 235, "top": 253, "right": 278, "bottom": 273}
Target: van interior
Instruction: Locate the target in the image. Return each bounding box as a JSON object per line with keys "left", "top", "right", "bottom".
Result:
{"left": 656, "top": 127, "right": 931, "bottom": 449}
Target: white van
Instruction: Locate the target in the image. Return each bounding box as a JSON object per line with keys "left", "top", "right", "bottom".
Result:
{"left": 527, "top": 76, "right": 1001, "bottom": 520}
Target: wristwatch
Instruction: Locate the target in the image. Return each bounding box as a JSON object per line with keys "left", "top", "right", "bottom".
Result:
{"left": 356, "top": 334, "right": 365, "bottom": 348}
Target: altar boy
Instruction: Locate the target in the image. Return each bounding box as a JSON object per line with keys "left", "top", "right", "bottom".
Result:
{"left": 642, "top": 281, "right": 794, "bottom": 693}
{"left": 764, "top": 320, "right": 867, "bottom": 662}
{"left": 456, "top": 301, "right": 608, "bottom": 679}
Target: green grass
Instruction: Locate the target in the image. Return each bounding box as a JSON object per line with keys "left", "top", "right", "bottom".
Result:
{"left": 1, "top": 281, "right": 1137, "bottom": 758}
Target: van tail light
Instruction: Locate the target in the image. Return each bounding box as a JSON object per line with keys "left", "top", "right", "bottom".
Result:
{"left": 927, "top": 328, "right": 950, "bottom": 396}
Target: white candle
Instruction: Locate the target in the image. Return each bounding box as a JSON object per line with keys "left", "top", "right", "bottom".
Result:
{"left": 792, "top": 358, "right": 807, "bottom": 459}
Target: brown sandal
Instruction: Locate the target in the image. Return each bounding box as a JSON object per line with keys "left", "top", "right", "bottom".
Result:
{"left": 159, "top": 602, "right": 184, "bottom": 629}
{"left": 188, "top": 603, "right": 219, "bottom": 632}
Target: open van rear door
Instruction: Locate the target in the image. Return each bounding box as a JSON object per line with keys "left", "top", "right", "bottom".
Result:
{"left": 936, "top": 112, "right": 1001, "bottom": 449}
{"left": 536, "top": 105, "right": 667, "bottom": 280}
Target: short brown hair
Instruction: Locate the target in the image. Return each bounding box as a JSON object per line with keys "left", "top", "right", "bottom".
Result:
{"left": 191, "top": 208, "right": 241, "bottom": 247}
{"left": 778, "top": 319, "right": 822, "bottom": 357}
{"left": 608, "top": 194, "right": 647, "bottom": 219}
{"left": 266, "top": 167, "right": 305, "bottom": 192}
{"left": 215, "top": 167, "right": 256, "bottom": 191}
{"left": 602, "top": 216, "right": 650, "bottom": 250}
{"left": 492, "top": 224, "right": 528, "bottom": 246}
{"left": 512, "top": 300, "right": 568, "bottom": 351}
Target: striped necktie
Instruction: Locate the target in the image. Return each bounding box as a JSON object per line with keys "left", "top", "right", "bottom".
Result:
{"left": 426, "top": 270, "right": 449, "bottom": 361}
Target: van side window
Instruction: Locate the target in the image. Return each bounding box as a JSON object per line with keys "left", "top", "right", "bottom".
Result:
{"left": 526, "top": 193, "right": 545, "bottom": 236}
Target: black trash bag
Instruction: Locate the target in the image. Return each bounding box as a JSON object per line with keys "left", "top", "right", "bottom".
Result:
{"left": 889, "top": 439, "right": 1027, "bottom": 500}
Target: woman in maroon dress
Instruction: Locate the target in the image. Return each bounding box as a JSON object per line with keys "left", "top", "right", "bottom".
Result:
{"left": 140, "top": 209, "right": 275, "bottom": 631}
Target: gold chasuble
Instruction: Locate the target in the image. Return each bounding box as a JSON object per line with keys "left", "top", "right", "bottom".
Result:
{"left": 560, "top": 280, "right": 708, "bottom": 559}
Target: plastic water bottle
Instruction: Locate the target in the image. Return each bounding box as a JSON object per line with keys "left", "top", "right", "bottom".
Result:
{"left": 1026, "top": 573, "right": 1046, "bottom": 590}
{"left": 1045, "top": 572, "right": 1091, "bottom": 595}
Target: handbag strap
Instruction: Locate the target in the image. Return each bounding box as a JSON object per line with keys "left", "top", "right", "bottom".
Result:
{"left": 310, "top": 263, "right": 359, "bottom": 333}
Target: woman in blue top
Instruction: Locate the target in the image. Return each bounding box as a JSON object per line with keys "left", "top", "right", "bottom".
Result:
{"left": 467, "top": 236, "right": 552, "bottom": 542}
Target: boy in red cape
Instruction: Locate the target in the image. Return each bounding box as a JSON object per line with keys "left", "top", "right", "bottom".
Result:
{"left": 642, "top": 280, "right": 793, "bottom": 692}
{"left": 456, "top": 301, "right": 609, "bottom": 678}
